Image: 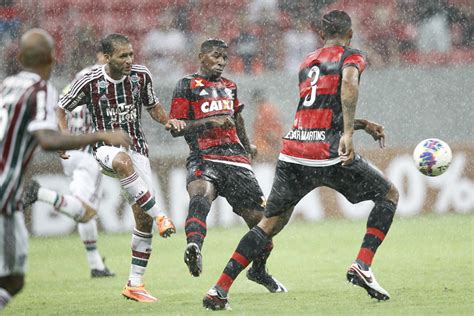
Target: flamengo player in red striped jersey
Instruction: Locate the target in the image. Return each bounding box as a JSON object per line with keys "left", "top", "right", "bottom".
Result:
{"left": 0, "top": 29, "right": 130, "bottom": 311}
{"left": 169, "top": 39, "right": 286, "bottom": 293}
{"left": 203, "top": 11, "right": 399, "bottom": 310}
{"left": 58, "top": 33, "right": 185, "bottom": 303}
{"left": 22, "top": 45, "right": 115, "bottom": 278}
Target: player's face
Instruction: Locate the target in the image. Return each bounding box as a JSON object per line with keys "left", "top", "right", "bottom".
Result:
{"left": 199, "top": 47, "right": 228, "bottom": 78}
{"left": 107, "top": 42, "right": 134, "bottom": 76}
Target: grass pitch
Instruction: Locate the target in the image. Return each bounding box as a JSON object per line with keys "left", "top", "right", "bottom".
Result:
{"left": 5, "top": 213, "right": 473, "bottom": 315}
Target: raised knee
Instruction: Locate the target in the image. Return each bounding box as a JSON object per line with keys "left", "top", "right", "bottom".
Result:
{"left": 385, "top": 184, "right": 399, "bottom": 205}
{"left": 112, "top": 153, "right": 134, "bottom": 175}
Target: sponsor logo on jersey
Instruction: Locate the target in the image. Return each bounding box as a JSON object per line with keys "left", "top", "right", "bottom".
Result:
{"left": 193, "top": 79, "right": 204, "bottom": 87}
{"left": 284, "top": 129, "right": 326, "bottom": 141}
{"left": 199, "top": 89, "right": 208, "bottom": 96}
{"left": 201, "top": 100, "right": 234, "bottom": 113}
{"left": 107, "top": 103, "right": 138, "bottom": 123}
{"left": 224, "top": 87, "right": 234, "bottom": 99}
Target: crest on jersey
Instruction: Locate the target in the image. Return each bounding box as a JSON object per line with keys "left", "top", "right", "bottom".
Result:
{"left": 131, "top": 74, "right": 139, "bottom": 83}
{"left": 98, "top": 80, "right": 108, "bottom": 89}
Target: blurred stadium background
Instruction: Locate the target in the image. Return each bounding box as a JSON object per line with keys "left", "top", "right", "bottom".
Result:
{"left": 0, "top": 0, "right": 473, "bottom": 235}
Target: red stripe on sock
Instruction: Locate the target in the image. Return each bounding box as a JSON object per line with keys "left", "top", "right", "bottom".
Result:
{"left": 185, "top": 217, "right": 207, "bottom": 229}
{"left": 216, "top": 273, "right": 233, "bottom": 293}
{"left": 136, "top": 191, "right": 151, "bottom": 206}
{"left": 367, "top": 227, "right": 386, "bottom": 241}
{"left": 231, "top": 251, "right": 249, "bottom": 267}
{"left": 132, "top": 250, "right": 150, "bottom": 259}
{"left": 357, "top": 248, "right": 375, "bottom": 266}
{"left": 186, "top": 231, "right": 205, "bottom": 239}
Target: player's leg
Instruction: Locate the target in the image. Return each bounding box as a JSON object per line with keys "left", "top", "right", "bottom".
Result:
{"left": 22, "top": 180, "right": 94, "bottom": 222}
{"left": 183, "top": 161, "right": 217, "bottom": 277}
{"left": 225, "top": 165, "right": 287, "bottom": 293}
{"left": 65, "top": 151, "right": 114, "bottom": 277}
{"left": 96, "top": 146, "right": 174, "bottom": 235}
{"left": 0, "top": 212, "right": 28, "bottom": 311}
{"left": 328, "top": 155, "right": 398, "bottom": 300}
{"left": 204, "top": 161, "right": 314, "bottom": 310}
{"left": 120, "top": 151, "right": 172, "bottom": 302}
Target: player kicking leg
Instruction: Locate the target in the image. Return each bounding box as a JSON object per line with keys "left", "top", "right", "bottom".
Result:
{"left": 24, "top": 149, "right": 116, "bottom": 277}
{"left": 94, "top": 146, "right": 175, "bottom": 302}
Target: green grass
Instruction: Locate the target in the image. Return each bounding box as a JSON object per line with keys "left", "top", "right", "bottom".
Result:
{"left": 5, "top": 213, "right": 473, "bottom": 315}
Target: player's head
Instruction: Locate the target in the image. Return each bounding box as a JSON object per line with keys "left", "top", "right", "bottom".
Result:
{"left": 101, "top": 33, "right": 133, "bottom": 76}
{"left": 18, "top": 28, "right": 55, "bottom": 79}
{"left": 198, "top": 38, "right": 228, "bottom": 79}
{"left": 319, "top": 10, "right": 353, "bottom": 45}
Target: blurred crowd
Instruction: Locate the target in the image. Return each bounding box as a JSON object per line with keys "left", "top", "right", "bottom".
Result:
{"left": 0, "top": 0, "right": 472, "bottom": 79}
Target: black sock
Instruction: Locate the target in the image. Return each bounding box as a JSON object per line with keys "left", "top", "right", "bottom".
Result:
{"left": 252, "top": 240, "right": 273, "bottom": 272}
{"left": 185, "top": 195, "right": 211, "bottom": 249}
{"left": 215, "top": 226, "right": 270, "bottom": 294}
{"left": 357, "top": 199, "right": 397, "bottom": 267}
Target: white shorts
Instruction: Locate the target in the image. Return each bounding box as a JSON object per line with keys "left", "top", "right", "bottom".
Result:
{"left": 61, "top": 150, "right": 103, "bottom": 210}
{"left": 94, "top": 146, "right": 155, "bottom": 204}
{"left": 0, "top": 212, "right": 28, "bottom": 277}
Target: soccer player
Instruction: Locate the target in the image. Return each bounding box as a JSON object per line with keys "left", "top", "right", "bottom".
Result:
{"left": 58, "top": 33, "right": 185, "bottom": 302}
{"left": 22, "top": 45, "right": 115, "bottom": 278}
{"left": 0, "top": 28, "right": 130, "bottom": 311}
{"left": 203, "top": 10, "right": 399, "bottom": 310}
{"left": 169, "top": 38, "right": 286, "bottom": 293}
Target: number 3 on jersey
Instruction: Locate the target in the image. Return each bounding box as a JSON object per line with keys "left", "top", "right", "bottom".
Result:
{"left": 303, "top": 66, "right": 320, "bottom": 107}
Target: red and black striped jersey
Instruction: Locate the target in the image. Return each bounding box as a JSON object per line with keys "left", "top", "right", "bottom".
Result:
{"left": 0, "top": 71, "right": 58, "bottom": 215}
{"left": 58, "top": 64, "right": 158, "bottom": 157}
{"left": 280, "top": 46, "right": 367, "bottom": 167}
{"left": 169, "top": 74, "right": 250, "bottom": 167}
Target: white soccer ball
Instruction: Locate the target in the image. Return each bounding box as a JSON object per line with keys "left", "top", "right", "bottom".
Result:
{"left": 413, "top": 138, "right": 452, "bottom": 177}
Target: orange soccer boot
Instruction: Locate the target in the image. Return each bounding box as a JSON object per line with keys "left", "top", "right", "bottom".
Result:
{"left": 122, "top": 283, "right": 158, "bottom": 302}
{"left": 156, "top": 215, "right": 176, "bottom": 238}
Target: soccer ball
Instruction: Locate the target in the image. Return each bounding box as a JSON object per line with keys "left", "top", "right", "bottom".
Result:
{"left": 413, "top": 138, "right": 452, "bottom": 177}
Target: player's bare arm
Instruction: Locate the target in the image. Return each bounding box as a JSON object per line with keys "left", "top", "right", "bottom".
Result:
{"left": 170, "top": 115, "right": 234, "bottom": 137}
{"left": 33, "top": 129, "right": 131, "bottom": 151}
{"left": 55, "top": 107, "right": 71, "bottom": 159}
{"left": 339, "top": 66, "right": 360, "bottom": 165}
{"left": 148, "top": 102, "right": 186, "bottom": 132}
{"left": 354, "top": 119, "right": 385, "bottom": 148}
{"left": 235, "top": 111, "right": 256, "bottom": 159}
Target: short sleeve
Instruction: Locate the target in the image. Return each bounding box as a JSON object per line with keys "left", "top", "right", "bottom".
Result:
{"left": 169, "top": 78, "right": 191, "bottom": 120}
{"left": 27, "top": 82, "right": 58, "bottom": 132}
{"left": 141, "top": 67, "right": 159, "bottom": 110}
{"left": 58, "top": 74, "right": 88, "bottom": 111}
{"left": 342, "top": 53, "right": 367, "bottom": 74}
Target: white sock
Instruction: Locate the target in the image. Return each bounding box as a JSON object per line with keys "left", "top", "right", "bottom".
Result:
{"left": 128, "top": 228, "right": 153, "bottom": 286}
{"left": 119, "top": 172, "right": 163, "bottom": 219}
{"left": 78, "top": 219, "right": 105, "bottom": 270}
{"left": 38, "top": 188, "right": 85, "bottom": 221}
{"left": 0, "top": 288, "right": 12, "bottom": 311}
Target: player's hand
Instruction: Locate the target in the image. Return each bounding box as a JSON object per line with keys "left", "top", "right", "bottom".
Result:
{"left": 208, "top": 115, "right": 235, "bottom": 128}
{"left": 165, "top": 119, "right": 186, "bottom": 132}
{"left": 364, "top": 120, "right": 385, "bottom": 148}
{"left": 338, "top": 133, "right": 355, "bottom": 166}
{"left": 249, "top": 144, "right": 258, "bottom": 159}
{"left": 100, "top": 131, "right": 131, "bottom": 148}
{"left": 58, "top": 150, "right": 70, "bottom": 160}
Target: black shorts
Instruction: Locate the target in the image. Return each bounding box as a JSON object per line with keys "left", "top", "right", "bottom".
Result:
{"left": 187, "top": 159, "right": 266, "bottom": 213}
{"left": 265, "top": 155, "right": 392, "bottom": 217}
